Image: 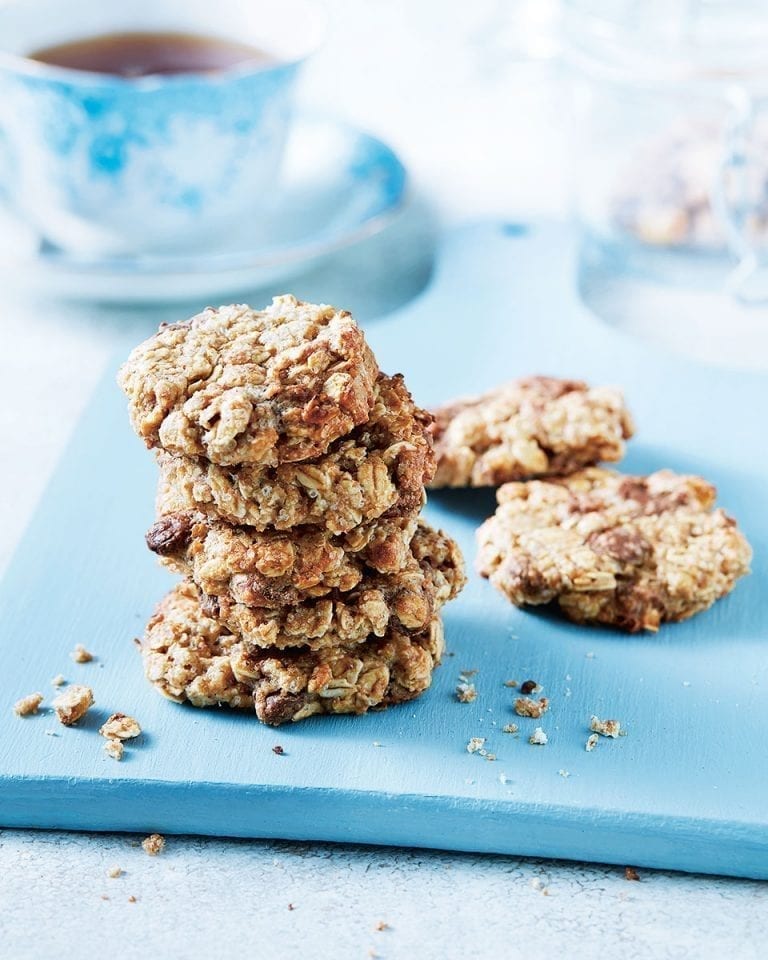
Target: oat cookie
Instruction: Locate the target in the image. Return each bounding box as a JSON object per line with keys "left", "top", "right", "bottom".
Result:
{"left": 147, "top": 512, "right": 419, "bottom": 607}
{"left": 140, "top": 582, "right": 444, "bottom": 725}
{"left": 155, "top": 373, "right": 435, "bottom": 533}
{"left": 476, "top": 467, "right": 751, "bottom": 632}
{"left": 429, "top": 377, "right": 634, "bottom": 488}
{"left": 118, "top": 297, "right": 379, "bottom": 466}
{"left": 202, "top": 521, "right": 465, "bottom": 650}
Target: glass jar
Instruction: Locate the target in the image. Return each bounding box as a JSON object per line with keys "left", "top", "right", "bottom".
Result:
{"left": 563, "top": 0, "right": 768, "bottom": 369}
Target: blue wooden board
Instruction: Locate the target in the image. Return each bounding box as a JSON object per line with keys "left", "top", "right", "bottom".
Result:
{"left": 1, "top": 222, "right": 766, "bottom": 879}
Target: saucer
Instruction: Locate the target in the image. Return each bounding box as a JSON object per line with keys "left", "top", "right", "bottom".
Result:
{"left": 0, "top": 116, "right": 407, "bottom": 304}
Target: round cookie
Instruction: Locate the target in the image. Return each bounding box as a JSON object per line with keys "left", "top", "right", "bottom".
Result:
{"left": 155, "top": 373, "right": 435, "bottom": 533}
{"left": 200, "top": 521, "right": 465, "bottom": 650}
{"left": 429, "top": 376, "right": 634, "bottom": 488}
{"left": 118, "top": 296, "right": 379, "bottom": 467}
{"left": 140, "top": 582, "right": 445, "bottom": 725}
{"left": 476, "top": 467, "right": 752, "bottom": 632}
{"left": 146, "top": 511, "right": 420, "bottom": 604}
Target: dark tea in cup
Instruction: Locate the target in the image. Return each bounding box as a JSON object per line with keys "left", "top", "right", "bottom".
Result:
{"left": 29, "top": 31, "right": 275, "bottom": 77}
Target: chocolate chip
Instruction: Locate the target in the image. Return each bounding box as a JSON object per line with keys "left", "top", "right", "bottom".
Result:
{"left": 520, "top": 679, "right": 538, "bottom": 695}
{"left": 588, "top": 527, "right": 651, "bottom": 565}
{"left": 272, "top": 745, "right": 285, "bottom": 755}
{"left": 145, "top": 513, "right": 192, "bottom": 555}
{"left": 256, "top": 691, "right": 305, "bottom": 726}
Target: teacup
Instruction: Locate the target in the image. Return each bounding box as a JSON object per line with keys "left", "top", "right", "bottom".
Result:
{"left": 0, "top": 0, "right": 324, "bottom": 256}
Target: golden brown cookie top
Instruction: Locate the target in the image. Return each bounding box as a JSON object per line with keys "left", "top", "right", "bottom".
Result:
{"left": 429, "top": 376, "right": 634, "bottom": 488}
{"left": 477, "top": 467, "right": 751, "bottom": 632}
{"left": 118, "top": 296, "right": 379, "bottom": 467}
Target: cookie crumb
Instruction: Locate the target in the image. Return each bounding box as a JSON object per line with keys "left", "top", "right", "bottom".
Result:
{"left": 455, "top": 681, "right": 477, "bottom": 703}
{"left": 99, "top": 713, "right": 142, "bottom": 740}
{"left": 466, "top": 737, "right": 485, "bottom": 754}
{"left": 558, "top": 769, "right": 570, "bottom": 778}
{"left": 51, "top": 675, "right": 66, "bottom": 687}
{"left": 520, "top": 679, "right": 542, "bottom": 695}
{"left": 70, "top": 644, "right": 94, "bottom": 663}
{"left": 499, "top": 772, "right": 511, "bottom": 785}
{"left": 529, "top": 727, "right": 548, "bottom": 745}
{"left": 141, "top": 833, "right": 165, "bottom": 856}
{"left": 375, "top": 921, "right": 390, "bottom": 932}
{"left": 514, "top": 696, "right": 549, "bottom": 718}
{"left": 503, "top": 679, "right": 518, "bottom": 688}
{"left": 530, "top": 877, "right": 544, "bottom": 890}
{"left": 288, "top": 903, "right": 295, "bottom": 911}
{"left": 14, "top": 692, "right": 43, "bottom": 716}
{"left": 590, "top": 715, "right": 622, "bottom": 738}
{"left": 52, "top": 685, "right": 93, "bottom": 725}
{"left": 625, "top": 866, "right": 641, "bottom": 882}
{"left": 106, "top": 866, "right": 122, "bottom": 878}
{"left": 104, "top": 740, "right": 124, "bottom": 761}
{"left": 100, "top": 895, "right": 110, "bottom": 901}
{"left": 502, "top": 723, "right": 518, "bottom": 734}
{"left": 128, "top": 895, "right": 137, "bottom": 903}
{"left": 586, "top": 733, "right": 599, "bottom": 752}
{"left": 272, "top": 745, "right": 285, "bottom": 755}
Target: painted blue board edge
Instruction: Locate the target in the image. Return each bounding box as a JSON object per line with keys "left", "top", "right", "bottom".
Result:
{"left": 3, "top": 777, "right": 767, "bottom": 880}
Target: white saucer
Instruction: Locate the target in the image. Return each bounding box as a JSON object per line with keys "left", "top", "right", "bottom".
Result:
{"left": 0, "top": 116, "right": 407, "bottom": 304}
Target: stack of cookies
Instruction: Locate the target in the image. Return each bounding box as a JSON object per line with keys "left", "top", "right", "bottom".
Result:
{"left": 119, "top": 296, "right": 465, "bottom": 725}
{"left": 428, "top": 376, "right": 752, "bottom": 631}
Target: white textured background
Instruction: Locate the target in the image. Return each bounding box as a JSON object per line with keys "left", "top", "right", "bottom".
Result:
{"left": 1, "top": 2, "right": 766, "bottom": 957}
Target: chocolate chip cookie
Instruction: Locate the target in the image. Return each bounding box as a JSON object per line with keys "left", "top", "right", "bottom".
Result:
{"left": 118, "top": 296, "right": 379, "bottom": 466}
{"left": 141, "top": 582, "right": 445, "bottom": 725}
{"left": 429, "top": 377, "right": 634, "bottom": 488}
{"left": 201, "top": 521, "right": 465, "bottom": 650}
{"left": 154, "top": 372, "right": 435, "bottom": 533}
{"left": 476, "top": 467, "right": 751, "bottom": 631}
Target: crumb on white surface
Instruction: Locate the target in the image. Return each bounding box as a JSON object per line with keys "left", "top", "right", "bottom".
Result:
{"left": 558, "top": 769, "right": 570, "bottom": 778}
{"left": 104, "top": 740, "right": 124, "bottom": 761}
{"left": 70, "top": 644, "right": 93, "bottom": 663}
{"left": 590, "top": 716, "right": 622, "bottom": 738}
{"left": 51, "top": 675, "right": 66, "bottom": 687}
{"left": 586, "top": 733, "right": 599, "bottom": 752}
{"left": 13, "top": 692, "right": 43, "bottom": 716}
{"left": 106, "top": 866, "right": 122, "bottom": 878}
{"left": 141, "top": 834, "right": 165, "bottom": 856}
{"left": 52, "top": 685, "right": 93, "bottom": 726}
{"left": 466, "top": 737, "right": 485, "bottom": 754}
{"left": 529, "top": 727, "right": 548, "bottom": 745}
{"left": 99, "top": 713, "right": 141, "bottom": 740}
{"left": 514, "top": 696, "right": 549, "bottom": 718}
{"left": 503, "top": 679, "right": 518, "bottom": 688}
{"left": 502, "top": 723, "right": 518, "bottom": 734}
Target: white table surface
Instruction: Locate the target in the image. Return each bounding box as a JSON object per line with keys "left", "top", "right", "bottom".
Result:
{"left": 1, "top": 2, "right": 766, "bottom": 956}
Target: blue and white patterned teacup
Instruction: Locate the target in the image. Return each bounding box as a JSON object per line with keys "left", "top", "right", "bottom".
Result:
{"left": 0, "top": 0, "right": 324, "bottom": 256}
